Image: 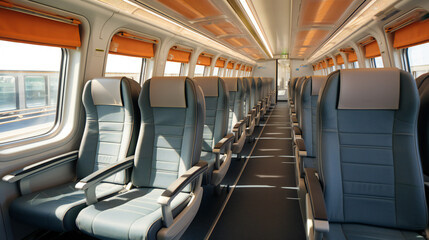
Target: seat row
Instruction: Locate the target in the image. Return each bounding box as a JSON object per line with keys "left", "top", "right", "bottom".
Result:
{"left": 289, "top": 69, "right": 429, "bottom": 239}
{"left": 2, "top": 76, "right": 274, "bottom": 239}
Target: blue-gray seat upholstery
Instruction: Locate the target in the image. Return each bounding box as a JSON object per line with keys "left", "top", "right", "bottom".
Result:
{"left": 316, "top": 69, "right": 427, "bottom": 239}
{"left": 299, "top": 76, "right": 326, "bottom": 170}
{"left": 243, "top": 77, "right": 256, "bottom": 136}
{"left": 293, "top": 76, "right": 307, "bottom": 124}
{"left": 224, "top": 77, "right": 246, "bottom": 153}
{"left": 416, "top": 72, "right": 429, "bottom": 176}
{"left": 9, "top": 77, "right": 141, "bottom": 232}
{"left": 76, "top": 77, "right": 205, "bottom": 240}
{"left": 289, "top": 77, "right": 298, "bottom": 103}
{"left": 194, "top": 77, "right": 230, "bottom": 186}
{"left": 256, "top": 77, "right": 266, "bottom": 118}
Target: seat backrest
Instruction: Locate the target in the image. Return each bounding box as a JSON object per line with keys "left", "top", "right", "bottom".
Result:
{"left": 256, "top": 77, "right": 263, "bottom": 102}
{"left": 318, "top": 69, "right": 427, "bottom": 230}
{"left": 299, "top": 76, "right": 326, "bottom": 159}
{"left": 241, "top": 77, "right": 249, "bottom": 117}
{"left": 294, "top": 76, "right": 307, "bottom": 120}
{"left": 223, "top": 77, "right": 244, "bottom": 133}
{"left": 417, "top": 72, "right": 429, "bottom": 176}
{"left": 246, "top": 77, "right": 257, "bottom": 108}
{"left": 77, "top": 77, "right": 141, "bottom": 184}
{"left": 193, "top": 77, "right": 229, "bottom": 154}
{"left": 131, "top": 77, "right": 205, "bottom": 191}
{"left": 289, "top": 77, "right": 298, "bottom": 101}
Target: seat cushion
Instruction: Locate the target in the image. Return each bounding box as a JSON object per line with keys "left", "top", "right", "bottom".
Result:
{"left": 325, "top": 223, "right": 425, "bottom": 240}
{"left": 10, "top": 182, "right": 123, "bottom": 232}
{"left": 76, "top": 188, "right": 191, "bottom": 240}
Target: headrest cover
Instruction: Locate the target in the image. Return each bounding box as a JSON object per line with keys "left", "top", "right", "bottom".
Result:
{"left": 91, "top": 78, "right": 123, "bottom": 106}
{"left": 223, "top": 77, "right": 238, "bottom": 92}
{"left": 150, "top": 77, "right": 187, "bottom": 108}
{"left": 194, "top": 77, "right": 219, "bottom": 97}
{"left": 311, "top": 76, "right": 326, "bottom": 96}
{"left": 338, "top": 68, "right": 400, "bottom": 110}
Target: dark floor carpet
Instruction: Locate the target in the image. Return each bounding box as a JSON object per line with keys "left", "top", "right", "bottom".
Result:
{"left": 208, "top": 102, "right": 305, "bottom": 240}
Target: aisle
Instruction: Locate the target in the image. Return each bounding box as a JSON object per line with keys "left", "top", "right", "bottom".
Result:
{"left": 208, "top": 102, "right": 305, "bottom": 240}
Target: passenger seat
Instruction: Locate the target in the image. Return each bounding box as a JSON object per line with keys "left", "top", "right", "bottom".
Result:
{"left": 223, "top": 77, "right": 246, "bottom": 158}
{"left": 4, "top": 77, "right": 141, "bottom": 232}
{"left": 304, "top": 69, "right": 427, "bottom": 240}
{"left": 75, "top": 77, "right": 207, "bottom": 240}
{"left": 194, "top": 77, "right": 234, "bottom": 191}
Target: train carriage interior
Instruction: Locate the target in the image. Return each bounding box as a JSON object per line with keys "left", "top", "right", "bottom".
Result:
{"left": 1, "top": 0, "right": 429, "bottom": 239}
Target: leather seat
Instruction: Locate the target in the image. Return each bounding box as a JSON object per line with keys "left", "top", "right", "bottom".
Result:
{"left": 194, "top": 77, "right": 234, "bottom": 187}
{"left": 7, "top": 77, "right": 141, "bottom": 232}
{"left": 223, "top": 77, "right": 246, "bottom": 155}
{"left": 76, "top": 77, "right": 208, "bottom": 240}
{"left": 304, "top": 69, "right": 427, "bottom": 240}
{"left": 416, "top": 72, "right": 429, "bottom": 176}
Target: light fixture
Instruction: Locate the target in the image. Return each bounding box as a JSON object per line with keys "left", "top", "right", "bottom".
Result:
{"left": 238, "top": 0, "right": 273, "bottom": 58}
{"left": 307, "top": 0, "right": 397, "bottom": 63}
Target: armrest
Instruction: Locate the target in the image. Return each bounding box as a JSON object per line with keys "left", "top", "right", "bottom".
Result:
{"left": 293, "top": 126, "right": 302, "bottom": 136}
{"left": 75, "top": 156, "right": 134, "bottom": 204}
{"left": 233, "top": 120, "right": 246, "bottom": 133}
{"left": 304, "top": 168, "right": 328, "bottom": 232}
{"left": 213, "top": 133, "right": 235, "bottom": 154}
{"left": 2, "top": 150, "right": 79, "bottom": 183}
{"left": 292, "top": 115, "right": 298, "bottom": 123}
{"left": 158, "top": 161, "right": 208, "bottom": 227}
{"left": 295, "top": 138, "right": 307, "bottom": 157}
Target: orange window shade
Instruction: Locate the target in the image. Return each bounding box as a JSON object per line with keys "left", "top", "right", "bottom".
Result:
{"left": 327, "top": 58, "right": 334, "bottom": 67}
{"left": 322, "top": 61, "right": 327, "bottom": 69}
{"left": 248, "top": 67, "right": 253, "bottom": 72}
{"left": 0, "top": 8, "right": 80, "bottom": 49}
{"left": 393, "top": 19, "right": 429, "bottom": 49}
{"left": 336, "top": 55, "right": 344, "bottom": 65}
{"left": 348, "top": 51, "right": 357, "bottom": 62}
{"left": 235, "top": 64, "right": 241, "bottom": 70}
{"left": 215, "top": 59, "right": 225, "bottom": 68}
{"left": 227, "top": 62, "right": 234, "bottom": 69}
{"left": 241, "top": 66, "right": 245, "bottom": 71}
{"left": 109, "top": 34, "right": 154, "bottom": 58}
{"left": 167, "top": 48, "right": 191, "bottom": 63}
{"left": 364, "top": 41, "right": 381, "bottom": 58}
{"left": 197, "top": 55, "right": 211, "bottom": 66}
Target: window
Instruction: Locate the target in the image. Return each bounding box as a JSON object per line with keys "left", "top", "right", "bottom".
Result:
{"left": 371, "top": 56, "right": 384, "bottom": 68}
{"left": 0, "top": 40, "right": 63, "bottom": 143}
{"left": 105, "top": 54, "right": 145, "bottom": 82}
{"left": 353, "top": 61, "right": 359, "bottom": 69}
{"left": 213, "top": 67, "right": 220, "bottom": 76}
{"left": 407, "top": 42, "right": 429, "bottom": 78}
{"left": 338, "top": 64, "right": 345, "bottom": 69}
{"left": 164, "top": 61, "right": 182, "bottom": 76}
{"left": 194, "top": 65, "right": 205, "bottom": 77}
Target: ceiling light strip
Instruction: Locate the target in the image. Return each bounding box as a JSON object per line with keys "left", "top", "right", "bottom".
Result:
{"left": 227, "top": 0, "right": 273, "bottom": 59}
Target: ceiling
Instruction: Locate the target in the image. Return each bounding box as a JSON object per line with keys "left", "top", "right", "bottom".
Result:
{"left": 249, "top": 0, "right": 291, "bottom": 57}
{"left": 128, "top": 0, "right": 268, "bottom": 60}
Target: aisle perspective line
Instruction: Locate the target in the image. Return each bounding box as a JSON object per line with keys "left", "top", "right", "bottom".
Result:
{"left": 204, "top": 106, "right": 276, "bottom": 240}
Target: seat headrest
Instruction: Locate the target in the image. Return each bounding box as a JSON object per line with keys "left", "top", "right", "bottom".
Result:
{"left": 416, "top": 72, "right": 429, "bottom": 89}
{"left": 311, "top": 76, "right": 326, "bottom": 96}
{"left": 149, "top": 77, "right": 187, "bottom": 108}
{"left": 338, "top": 68, "right": 400, "bottom": 110}
{"left": 223, "top": 77, "right": 238, "bottom": 92}
{"left": 194, "top": 77, "right": 219, "bottom": 97}
{"left": 91, "top": 77, "right": 124, "bottom": 106}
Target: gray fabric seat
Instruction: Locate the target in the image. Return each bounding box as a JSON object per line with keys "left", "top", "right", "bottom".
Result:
{"left": 194, "top": 77, "right": 233, "bottom": 187}
{"left": 292, "top": 76, "right": 307, "bottom": 126}
{"left": 223, "top": 77, "right": 246, "bottom": 154}
{"left": 416, "top": 72, "right": 429, "bottom": 177}
{"left": 305, "top": 69, "right": 427, "bottom": 240}
{"left": 9, "top": 77, "right": 141, "bottom": 232}
{"left": 243, "top": 77, "right": 256, "bottom": 136}
{"left": 76, "top": 77, "right": 206, "bottom": 240}
{"left": 326, "top": 224, "right": 425, "bottom": 240}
